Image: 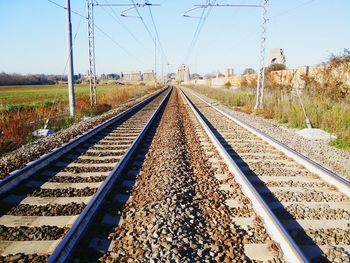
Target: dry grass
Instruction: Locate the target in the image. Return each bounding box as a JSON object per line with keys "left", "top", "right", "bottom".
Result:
{"left": 0, "top": 84, "right": 158, "bottom": 155}
{"left": 190, "top": 85, "right": 350, "bottom": 151}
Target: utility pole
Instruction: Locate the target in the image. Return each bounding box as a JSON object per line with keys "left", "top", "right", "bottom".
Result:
{"left": 154, "top": 37, "right": 157, "bottom": 88}
{"left": 66, "top": 0, "right": 75, "bottom": 117}
{"left": 187, "top": 1, "right": 269, "bottom": 108}
{"left": 255, "top": 0, "right": 268, "bottom": 109}
{"left": 87, "top": 0, "right": 97, "bottom": 106}
{"left": 161, "top": 60, "right": 164, "bottom": 84}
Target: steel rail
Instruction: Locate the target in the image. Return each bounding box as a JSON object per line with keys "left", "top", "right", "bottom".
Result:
{"left": 0, "top": 88, "right": 167, "bottom": 197}
{"left": 48, "top": 87, "right": 172, "bottom": 262}
{"left": 183, "top": 87, "right": 350, "bottom": 198}
{"left": 180, "top": 88, "right": 307, "bottom": 263}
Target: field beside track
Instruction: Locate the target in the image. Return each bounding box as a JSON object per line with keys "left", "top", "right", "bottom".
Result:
{"left": 0, "top": 84, "right": 138, "bottom": 108}
{"left": 0, "top": 83, "right": 158, "bottom": 155}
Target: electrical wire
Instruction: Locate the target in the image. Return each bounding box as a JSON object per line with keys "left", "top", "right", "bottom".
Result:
{"left": 47, "top": 0, "right": 87, "bottom": 19}
{"left": 147, "top": 4, "right": 169, "bottom": 64}
{"left": 129, "top": 0, "right": 168, "bottom": 64}
{"left": 45, "top": 1, "right": 86, "bottom": 123}
{"left": 94, "top": 0, "right": 145, "bottom": 47}
{"left": 94, "top": 24, "right": 145, "bottom": 64}
{"left": 47, "top": 0, "right": 145, "bottom": 65}
{"left": 184, "top": 0, "right": 217, "bottom": 64}
{"left": 130, "top": 0, "right": 156, "bottom": 42}
{"left": 270, "top": 0, "right": 316, "bottom": 19}
{"left": 200, "top": 0, "right": 318, "bottom": 63}
{"left": 183, "top": 0, "right": 208, "bottom": 63}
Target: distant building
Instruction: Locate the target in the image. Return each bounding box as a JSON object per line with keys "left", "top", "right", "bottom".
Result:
{"left": 191, "top": 73, "right": 201, "bottom": 80}
{"left": 121, "top": 71, "right": 142, "bottom": 82}
{"left": 176, "top": 65, "right": 190, "bottom": 82}
{"left": 143, "top": 70, "right": 155, "bottom": 81}
{"left": 225, "top": 68, "right": 234, "bottom": 77}
{"left": 269, "top": 48, "right": 286, "bottom": 65}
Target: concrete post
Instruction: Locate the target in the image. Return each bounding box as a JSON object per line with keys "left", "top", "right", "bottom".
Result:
{"left": 66, "top": 0, "right": 75, "bottom": 117}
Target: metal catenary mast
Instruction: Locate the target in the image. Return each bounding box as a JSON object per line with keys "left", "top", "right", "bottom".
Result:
{"left": 185, "top": 0, "right": 269, "bottom": 109}
{"left": 87, "top": 0, "right": 97, "bottom": 106}
{"left": 255, "top": 0, "right": 268, "bottom": 109}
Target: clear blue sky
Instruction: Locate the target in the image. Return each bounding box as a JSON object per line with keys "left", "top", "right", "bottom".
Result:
{"left": 0, "top": 0, "right": 349, "bottom": 76}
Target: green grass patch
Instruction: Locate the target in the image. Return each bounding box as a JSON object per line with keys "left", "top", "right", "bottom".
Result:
{"left": 330, "top": 138, "right": 350, "bottom": 151}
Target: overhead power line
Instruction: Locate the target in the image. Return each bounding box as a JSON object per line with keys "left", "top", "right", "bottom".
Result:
{"left": 184, "top": 0, "right": 268, "bottom": 109}
{"left": 183, "top": 0, "right": 218, "bottom": 64}
{"left": 183, "top": 0, "right": 208, "bottom": 63}
{"left": 228, "top": 0, "right": 318, "bottom": 49}
{"left": 147, "top": 4, "right": 169, "bottom": 64}
{"left": 270, "top": 0, "right": 316, "bottom": 19}
{"left": 46, "top": 1, "right": 86, "bottom": 122}
{"left": 94, "top": 24, "right": 145, "bottom": 64}
{"left": 130, "top": 0, "right": 157, "bottom": 41}
{"left": 95, "top": 0, "right": 145, "bottom": 47}
{"left": 46, "top": 0, "right": 144, "bottom": 64}
{"left": 47, "top": 0, "right": 87, "bottom": 19}
{"left": 128, "top": 0, "right": 168, "bottom": 64}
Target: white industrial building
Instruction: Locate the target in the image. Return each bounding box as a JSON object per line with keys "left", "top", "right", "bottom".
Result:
{"left": 176, "top": 65, "right": 190, "bottom": 82}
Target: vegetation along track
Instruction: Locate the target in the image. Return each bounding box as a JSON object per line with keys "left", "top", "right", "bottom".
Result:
{"left": 181, "top": 87, "right": 350, "bottom": 262}
{"left": 0, "top": 87, "right": 170, "bottom": 262}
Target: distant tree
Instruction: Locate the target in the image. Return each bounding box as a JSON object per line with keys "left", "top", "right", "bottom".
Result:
{"left": 218, "top": 73, "right": 225, "bottom": 78}
{"left": 243, "top": 68, "right": 255, "bottom": 75}
{"left": 0, "top": 72, "right": 63, "bottom": 86}
{"left": 191, "top": 73, "right": 201, "bottom": 79}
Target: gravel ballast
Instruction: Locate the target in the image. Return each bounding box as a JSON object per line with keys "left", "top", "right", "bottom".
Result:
{"left": 185, "top": 87, "right": 350, "bottom": 181}
{"left": 99, "top": 89, "right": 282, "bottom": 262}
{"left": 0, "top": 88, "right": 164, "bottom": 178}
{"left": 3, "top": 203, "right": 86, "bottom": 216}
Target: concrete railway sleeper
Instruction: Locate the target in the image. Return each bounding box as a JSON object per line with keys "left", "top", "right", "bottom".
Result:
{"left": 0, "top": 88, "right": 171, "bottom": 262}
{"left": 68, "top": 88, "right": 285, "bottom": 262}
{"left": 0, "top": 86, "right": 348, "bottom": 262}
{"left": 181, "top": 87, "right": 350, "bottom": 262}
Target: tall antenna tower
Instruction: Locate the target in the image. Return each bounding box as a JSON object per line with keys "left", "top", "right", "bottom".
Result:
{"left": 87, "top": 0, "right": 97, "bottom": 106}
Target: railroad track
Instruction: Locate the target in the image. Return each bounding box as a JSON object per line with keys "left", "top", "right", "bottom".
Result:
{"left": 68, "top": 103, "right": 163, "bottom": 262}
{"left": 0, "top": 87, "right": 171, "bottom": 262}
{"left": 0, "top": 86, "right": 348, "bottom": 262}
{"left": 64, "top": 88, "right": 286, "bottom": 262}
{"left": 180, "top": 87, "right": 350, "bottom": 262}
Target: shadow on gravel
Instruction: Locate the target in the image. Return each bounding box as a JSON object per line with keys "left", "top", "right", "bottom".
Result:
{"left": 190, "top": 103, "right": 329, "bottom": 263}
